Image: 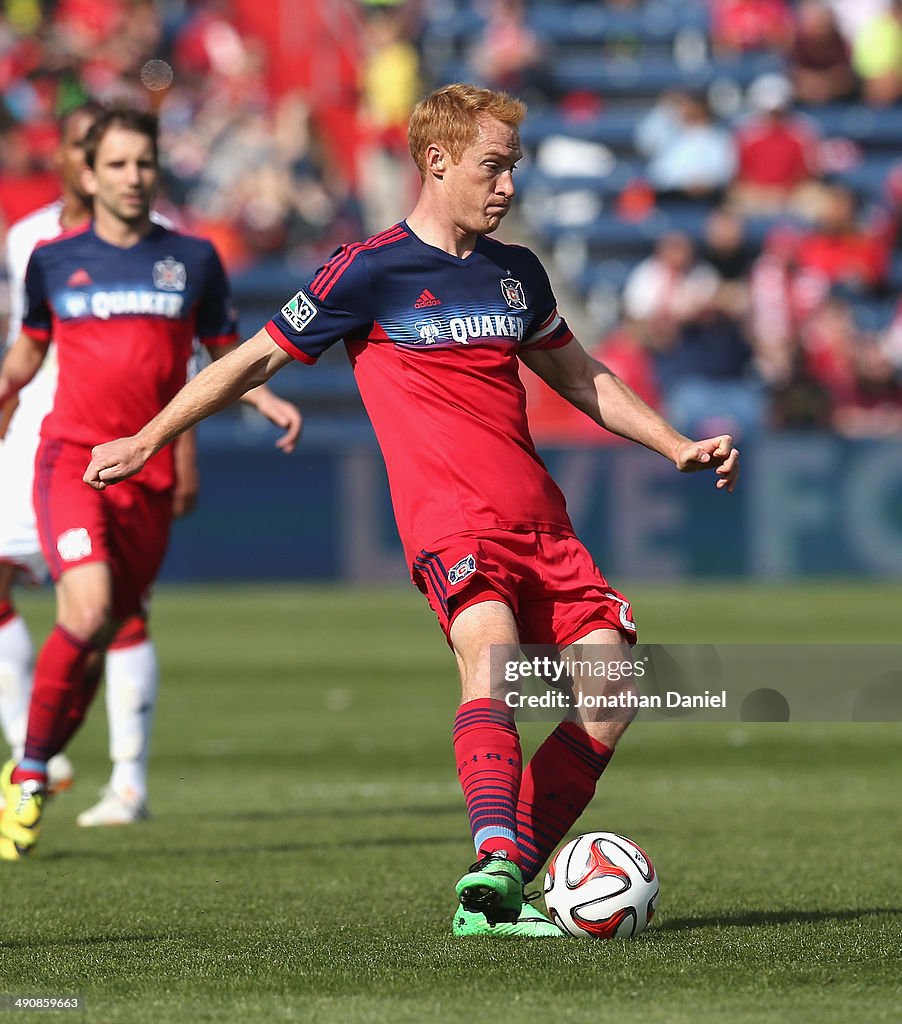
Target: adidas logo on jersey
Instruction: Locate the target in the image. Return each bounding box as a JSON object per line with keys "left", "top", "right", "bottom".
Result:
{"left": 414, "top": 289, "right": 441, "bottom": 309}
{"left": 67, "top": 268, "right": 93, "bottom": 287}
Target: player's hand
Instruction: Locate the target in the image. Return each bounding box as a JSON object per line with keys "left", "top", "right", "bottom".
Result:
{"left": 84, "top": 436, "right": 150, "bottom": 490}
{"left": 250, "top": 389, "right": 303, "bottom": 453}
{"left": 674, "top": 434, "right": 739, "bottom": 493}
{"left": 172, "top": 471, "right": 199, "bottom": 518}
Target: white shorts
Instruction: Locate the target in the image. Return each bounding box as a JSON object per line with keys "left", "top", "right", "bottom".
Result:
{"left": 0, "top": 354, "right": 57, "bottom": 586}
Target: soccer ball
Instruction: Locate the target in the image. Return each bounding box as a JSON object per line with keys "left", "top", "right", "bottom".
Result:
{"left": 544, "top": 831, "right": 659, "bottom": 939}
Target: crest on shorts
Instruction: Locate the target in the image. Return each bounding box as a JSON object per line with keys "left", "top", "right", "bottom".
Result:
{"left": 281, "top": 290, "right": 318, "bottom": 333}
{"left": 448, "top": 554, "right": 477, "bottom": 585}
{"left": 153, "top": 256, "right": 187, "bottom": 292}
{"left": 500, "top": 277, "right": 527, "bottom": 310}
{"left": 57, "top": 528, "right": 92, "bottom": 562}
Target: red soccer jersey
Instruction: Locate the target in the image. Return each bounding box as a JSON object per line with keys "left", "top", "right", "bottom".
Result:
{"left": 22, "top": 223, "right": 236, "bottom": 490}
{"left": 265, "top": 223, "right": 576, "bottom": 565}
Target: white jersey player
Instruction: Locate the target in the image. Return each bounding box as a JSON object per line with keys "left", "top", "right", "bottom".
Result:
{"left": 1, "top": 201, "right": 65, "bottom": 587}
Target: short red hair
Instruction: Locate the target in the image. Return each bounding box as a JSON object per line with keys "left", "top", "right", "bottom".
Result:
{"left": 408, "top": 83, "right": 526, "bottom": 179}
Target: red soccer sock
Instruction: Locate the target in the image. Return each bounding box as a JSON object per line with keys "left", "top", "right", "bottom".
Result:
{"left": 20, "top": 625, "right": 99, "bottom": 768}
{"left": 516, "top": 721, "right": 614, "bottom": 883}
{"left": 49, "top": 657, "right": 103, "bottom": 756}
{"left": 453, "top": 698, "right": 523, "bottom": 865}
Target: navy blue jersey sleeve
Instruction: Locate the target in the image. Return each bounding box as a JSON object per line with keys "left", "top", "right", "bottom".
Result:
{"left": 21, "top": 248, "right": 52, "bottom": 342}
{"left": 518, "top": 248, "right": 574, "bottom": 351}
{"left": 195, "top": 243, "right": 238, "bottom": 345}
{"left": 265, "top": 246, "right": 373, "bottom": 364}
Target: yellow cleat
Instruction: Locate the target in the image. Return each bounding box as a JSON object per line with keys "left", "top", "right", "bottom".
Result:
{"left": 0, "top": 760, "right": 46, "bottom": 861}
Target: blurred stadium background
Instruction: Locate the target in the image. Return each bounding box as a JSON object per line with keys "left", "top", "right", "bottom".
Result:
{"left": 2, "top": 0, "right": 902, "bottom": 588}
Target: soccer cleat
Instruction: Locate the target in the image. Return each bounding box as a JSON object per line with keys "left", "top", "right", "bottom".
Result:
{"left": 0, "top": 759, "right": 46, "bottom": 860}
{"left": 76, "top": 786, "right": 149, "bottom": 827}
{"left": 452, "top": 899, "right": 566, "bottom": 938}
{"left": 455, "top": 851, "right": 525, "bottom": 923}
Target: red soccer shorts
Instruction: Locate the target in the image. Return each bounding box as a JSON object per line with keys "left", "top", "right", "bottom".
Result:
{"left": 34, "top": 439, "right": 173, "bottom": 619}
{"left": 412, "top": 529, "right": 637, "bottom": 648}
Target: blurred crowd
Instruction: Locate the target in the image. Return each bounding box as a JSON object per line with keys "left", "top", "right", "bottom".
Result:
{"left": 489, "top": 0, "right": 902, "bottom": 441}
{"left": 2, "top": 0, "right": 902, "bottom": 439}
{"left": 0, "top": 0, "right": 423, "bottom": 275}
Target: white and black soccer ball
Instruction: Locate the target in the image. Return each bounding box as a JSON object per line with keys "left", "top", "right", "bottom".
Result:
{"left": 544, "top": 831, "right": 659, "bottom": 939}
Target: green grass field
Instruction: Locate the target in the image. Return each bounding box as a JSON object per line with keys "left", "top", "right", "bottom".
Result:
{"left": 2, "top": 582, "right": 900, "bottom": 1024}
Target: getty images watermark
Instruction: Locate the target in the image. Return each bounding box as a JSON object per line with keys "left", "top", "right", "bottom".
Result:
{"left": 502, "top": 653, "right": 726, "bottom": 711}
{"left": 490, "top": 644, "right": 902, "bottom": 722}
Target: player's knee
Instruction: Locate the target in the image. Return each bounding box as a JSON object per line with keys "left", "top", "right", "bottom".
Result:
{"left": 58, "top": 602, "right": 113, "bottom": 644}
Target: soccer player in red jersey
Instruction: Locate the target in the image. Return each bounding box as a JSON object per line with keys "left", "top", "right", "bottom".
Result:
{"left": 0, "top": 108, "right": 301, "bottom": 861}
{"left": 84, "top": 85, "right": 738, "bottom": 934}
{"left": 0, "top": 103, "right": 203, "bottom": 827}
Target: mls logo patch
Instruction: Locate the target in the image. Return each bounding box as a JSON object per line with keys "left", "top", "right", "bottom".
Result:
{"left": 500, "top": 277, "right": 527, "bottom": 310}
{"left": 281, "top": 290, "right": 318, "bottom": 333}
{"left": 57, "top": 528, "right": 92, "bottom": 562}
{"left": 448, "top": 554, "right": 477, "bottom": 585}
{"left": 153, "top": 256, "right": 187, "bottom": 292}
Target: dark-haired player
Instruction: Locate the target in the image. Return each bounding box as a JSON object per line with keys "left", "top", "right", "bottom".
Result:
{"left": 0, "top": 102, "right": 201, "bottom": 827}
{"left": 0, "top": 108, "right": 301, "bottom": 860}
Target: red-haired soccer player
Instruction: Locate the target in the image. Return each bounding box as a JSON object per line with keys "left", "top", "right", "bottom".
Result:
{"left": 85, "top": 85, "right": 737, "bottom": 935}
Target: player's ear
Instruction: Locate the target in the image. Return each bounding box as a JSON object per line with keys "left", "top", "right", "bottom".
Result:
{"left": 81, "top": 165, "right": 98, "bottom": 198}
{"left": 425, "top": 144, "right": 448, "bottom": 178}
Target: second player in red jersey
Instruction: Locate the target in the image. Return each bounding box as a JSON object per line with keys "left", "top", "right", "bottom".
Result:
{"left": 0, "top": 108, "right": 301, "bottom": 861}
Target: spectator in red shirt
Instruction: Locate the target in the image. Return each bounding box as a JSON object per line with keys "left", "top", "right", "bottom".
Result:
{"left": 730, "top": 74, "right": 821, "bottom": 215}
{"left": 795, "top": 184, "right": 887, "bottom": 294}
{"left": 712, "top": 0, "right": 794, "bottom": 53}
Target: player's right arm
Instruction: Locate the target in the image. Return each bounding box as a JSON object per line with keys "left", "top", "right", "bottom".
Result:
{"left": 1, "top": 235, "right": 52, "bottom": 437}
{"left": 84, "top": 329, "right": 294, "bottom": 490}
{"left": 0, "top": 333, "right": 48, "bottom": 437}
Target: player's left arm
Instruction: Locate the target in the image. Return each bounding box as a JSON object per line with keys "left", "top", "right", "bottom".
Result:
{"left": 521, "top": 337, "right": 739, "bottom": 492}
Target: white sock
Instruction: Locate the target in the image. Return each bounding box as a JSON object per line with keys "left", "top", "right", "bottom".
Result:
{"left": 0, "top": 613, "right": 33, "bottom": 759}
{"left": 104, "top": 639, "right": 158, "bottom": 802}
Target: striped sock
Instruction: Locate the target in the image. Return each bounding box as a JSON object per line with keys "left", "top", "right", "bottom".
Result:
{"left": 516, "top": 722, "right": 613, "bottom": 883}
{"left": 453, "top": 698, "right": 523, "bottom": 864}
